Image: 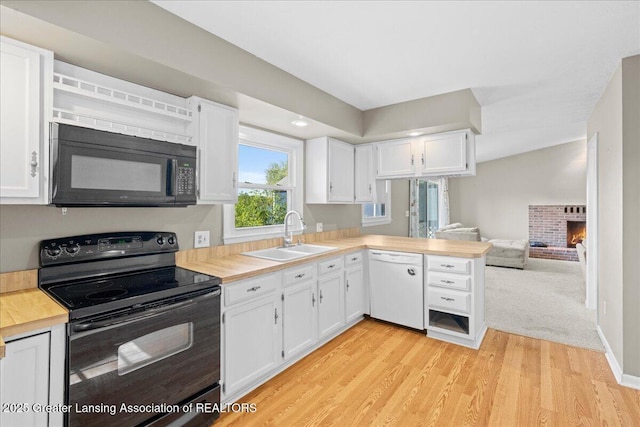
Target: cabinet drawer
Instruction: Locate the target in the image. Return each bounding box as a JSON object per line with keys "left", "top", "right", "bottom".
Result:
{"left": 318, "top": 257, "right": 343, "bottom": 276}
{"left": 283, "top": 264, "right": 315, "bottom": 287}
{"left": 427, "top": 256, "right": 471, "bottom": 275}
{"left": 427, "top": 272, "right": 470, "bottom": 291}
{"left": 344, "top": 251, "right": 363, "bottom": 267}
{"left": 428, "top": 287, "right": 470, "bottom": 313}
{"left": 224, "top": 274, "right": 279, "bottom": 307}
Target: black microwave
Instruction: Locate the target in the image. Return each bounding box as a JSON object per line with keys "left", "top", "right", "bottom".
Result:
{"left": 50, "top": 123, "right": 197, "bottom": 207}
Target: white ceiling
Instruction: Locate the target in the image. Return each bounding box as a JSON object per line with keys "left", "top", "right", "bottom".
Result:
{"left": 154, "top": 0, "right": 639, "bottom": 162}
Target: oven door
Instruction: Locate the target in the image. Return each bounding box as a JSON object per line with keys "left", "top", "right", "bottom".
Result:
{"left": 67, "top": 288, "right": 220, "bottom": 427}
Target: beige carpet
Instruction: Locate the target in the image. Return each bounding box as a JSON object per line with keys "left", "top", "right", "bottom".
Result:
{"left": 485, "top": 258, "right": 604, "bottom": 352}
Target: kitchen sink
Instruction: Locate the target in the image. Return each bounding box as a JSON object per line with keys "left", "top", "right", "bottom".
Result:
{"left": 242, "top": 244, "right": 337, "bottom": 262}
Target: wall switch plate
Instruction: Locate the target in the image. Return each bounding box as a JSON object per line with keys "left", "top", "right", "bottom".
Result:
{"left": 194, "top": 231, "right": 210, "bottom": 248}
{"left": 316, "top": 223, "right": 323, "bottom": 232}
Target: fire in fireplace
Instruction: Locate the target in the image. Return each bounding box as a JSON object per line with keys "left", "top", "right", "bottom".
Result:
{"left": 567, "top": 220, "right": 586, "bottom": 248}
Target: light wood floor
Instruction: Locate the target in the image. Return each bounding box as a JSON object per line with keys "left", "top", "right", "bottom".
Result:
{"left": 217, "top": 319, "right": 640, "bottom": 426}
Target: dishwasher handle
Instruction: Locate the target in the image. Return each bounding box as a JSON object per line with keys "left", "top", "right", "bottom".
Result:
{"left": 370, "top": 251, "right": 423, "bottom": 265}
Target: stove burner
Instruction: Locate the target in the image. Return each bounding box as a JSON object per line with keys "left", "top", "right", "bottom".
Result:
{"left": 65, "top": 281, "right": 115, "bottom": 294}
{"left": 86, "top": 288, "right": 128, "bottom": 300}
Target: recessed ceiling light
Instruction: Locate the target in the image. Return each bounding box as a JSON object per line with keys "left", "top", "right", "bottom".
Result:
{"left": 291, "top": 118, "right": 309, "bottom": 127}
{"left": 408, "top": 131, "right": 423, "bottom": 137}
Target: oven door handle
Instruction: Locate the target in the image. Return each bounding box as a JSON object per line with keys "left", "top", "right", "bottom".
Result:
{"left": 72, "top": 288, "right": 221, "bottom": 334}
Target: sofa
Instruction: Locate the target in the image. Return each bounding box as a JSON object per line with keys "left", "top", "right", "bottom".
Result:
{"left": 435, "top": 223, "right": 529, "bottom": 269}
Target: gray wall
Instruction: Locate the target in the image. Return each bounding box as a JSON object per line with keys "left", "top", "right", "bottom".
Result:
{"left": 0, "top": 179, "right": 409, "bottom": 272}
{"left": 448, "top": 140, "right": 587, "bottom": 240}
{"left": 587, "top": 54, "right": 640, "bottom": 378}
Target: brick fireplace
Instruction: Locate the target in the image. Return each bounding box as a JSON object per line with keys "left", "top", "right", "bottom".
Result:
{"left": 528, "top": 205, "right": 586, "bottom": 261}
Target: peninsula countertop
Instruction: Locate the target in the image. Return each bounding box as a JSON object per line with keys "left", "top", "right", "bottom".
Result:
{"left": 177, "top": 234, "right": 492, "bottom": 284}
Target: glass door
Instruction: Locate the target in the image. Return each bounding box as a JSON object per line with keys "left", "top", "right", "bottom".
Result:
{"left": 411, "top": 179, "right": 440, "bottom": 238}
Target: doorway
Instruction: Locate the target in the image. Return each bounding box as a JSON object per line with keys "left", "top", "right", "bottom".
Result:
{"left": 410, "top": 179, "right": 443, "bottom": 238}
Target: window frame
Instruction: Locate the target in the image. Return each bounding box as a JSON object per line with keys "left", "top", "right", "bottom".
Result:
{"left": 361, "top": 180, "right": 392, "bottom": 227}
{"left": 223, "top": 126, "right": 303, "bottom": 244}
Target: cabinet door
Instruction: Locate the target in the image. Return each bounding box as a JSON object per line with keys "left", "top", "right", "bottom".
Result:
{"left": 376, "top": 138, "right": 415, "bottom": 178}
{"left": 194, "top": 99, "right": 239, "bottom": 204}
{"left": 223, "top": 295, "right": 280, "bottom": 396}
{"left": 318, "top": 273, "right": 345, "bottom": 339}
{"left": 327, "top": 139, "right": 355, "bottom": 202}
{"left": 420, "top": 131, "right": 467, "bottom": 175}
{"left": 283, "top": 281, "right": 317, "bottom": 360}
{"left": 0, "top": 40, "right": 44, "bottom": 200}
{"left": 355, "top": 144, "right": 374, "bottom": 203}
{"left": 345, "top": 265, "right": 364, "bottom": 323}
{"left": 0, "top": 333, "right": 50, "bottom": 427}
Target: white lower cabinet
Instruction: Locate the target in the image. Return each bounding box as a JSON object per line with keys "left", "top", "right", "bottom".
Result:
{"left": 222, "top": 274, "right": 281, "bottom": 398}
{"left": 221, "top": 252, "right": 363, "bottom": 404}
{"left": 318, "top": 273, "right": 345, "bottom": 339}
{"left": 344, "top": 252, "right": 365, "bottom": 323}
{"left": 0, "top": 325, "right": 65, "bottom": 427}
{"left": 424, "top": 255, "right": 486, "bottom": 349}
{"left": 282, "top": 279, "right": 317, "bottom": 361}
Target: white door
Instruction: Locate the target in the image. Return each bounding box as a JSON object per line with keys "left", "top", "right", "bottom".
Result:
{"left": 223, "top": 295, "right": 280, "bottom": 396}
{"left": 0, "top": 41, "right": 42, "bottom": 199}
{"left": 345, "top": 265, "right": 364, "bottom": 323}
{"left": 0, "top": 333, "right": 50, "bottom": 427}
{"left": 327, "top": 139, "right": 354, "bottom": 202}
{"left": 355, "top": 145, "right": 374, "bottom": 202}
{"left": 283, "top": 281, "right": 317, "bottom": 360}
{"left": 194, "top": 99, "right": 239, "bottom": 203}
{"left": 318, "top": 274, "right": 345, "bottom": 339}
{"left": 421, "top": 131, "right": 467, "bottom": 175}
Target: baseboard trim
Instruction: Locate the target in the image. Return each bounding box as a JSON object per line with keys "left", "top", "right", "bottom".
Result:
{"left": 597, "top": 326, "right": 640, "bottom": 390}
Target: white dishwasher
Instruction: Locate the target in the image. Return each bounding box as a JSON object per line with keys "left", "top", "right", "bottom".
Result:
{"left": 369, "top": 250, "right": 424, "bottom": 329}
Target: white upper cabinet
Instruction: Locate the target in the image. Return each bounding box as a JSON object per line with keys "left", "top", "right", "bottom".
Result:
{"left": 0, "top": 37, "right": 53, "bottom": 204}
{"left": 376, "top": 138, "right": 416, "bottom": 178}
{"left": 376, "top": 129, "right": 476, "bottom": 179}
{"left": 306, "top": 137, "right": 354, "bottom": 204}
{"left": 187, "top": 97, "right": 239, "bottom": 204}
{"left": 419, "top": 131, "right": 470, "bottom": 175}
{"left": 354, "top": 144, "right": 376, "bottom": 203}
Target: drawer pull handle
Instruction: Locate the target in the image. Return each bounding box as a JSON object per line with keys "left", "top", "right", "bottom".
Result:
{"left": 441, "top": 280, "right": 455, "bottom": 284}
{"left": 295, "top": 273, "right": 306, "bottom": 279}
{"left": 328, "top": 264, "right": 336, "bottom": 269}
{"left": 407, "top": 268, "right": 416, "bottom": 276}
{"left": 440, "top": 297, "right": 455, "bottom": 302}
{"left": 312, "top": 293, "right": 316, "bottom": 307}
{"left": 247, "top": 286, "right": 261, "bottom": 292}
{"left": 441, "top": 264, "right": 455, "bottom": 268}
{"left": 351, "top": 257, "right": 358, "bottom": 261}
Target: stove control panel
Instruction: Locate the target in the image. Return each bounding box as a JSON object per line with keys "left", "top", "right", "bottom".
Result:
{"left": 40, "top": 232, "right": 179, "bottom": 266}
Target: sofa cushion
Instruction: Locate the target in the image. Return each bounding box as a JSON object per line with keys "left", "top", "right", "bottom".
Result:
{"left": 439, "top": 223, "right": 463, "bottom": 231}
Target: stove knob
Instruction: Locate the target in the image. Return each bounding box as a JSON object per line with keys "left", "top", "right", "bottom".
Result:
{"left": 66, "top": 245, "right": 80, "bottom": 255}
{"left": 45, "top": 247, "right": 62, "bottom": 258}
{"left": 167, "top": 236, "right": 176, "bottom": 246}
{"left": 156, "top": 236, "right": 165, "bottom": 245}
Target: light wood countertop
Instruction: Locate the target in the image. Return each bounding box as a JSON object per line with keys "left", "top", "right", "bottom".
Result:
{"left": 0, "top": 289, "right": 69, "bottom": 358}
{"left": 178, "top": 235, "right": 492, "bottom": 284}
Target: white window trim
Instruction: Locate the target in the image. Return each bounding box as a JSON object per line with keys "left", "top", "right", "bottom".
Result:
{"left": 362, "top": 181, "right": 392, "bottom": 227}
{"left": 223, "top": 126, "right": 303, "bottom": 244}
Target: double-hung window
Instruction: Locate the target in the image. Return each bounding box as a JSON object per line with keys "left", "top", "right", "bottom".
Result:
{"left": 362, "top": 180, "right": 392, "bottom": 226}
{"left": 223, "top": 126, "right": 303, "bottom": 244}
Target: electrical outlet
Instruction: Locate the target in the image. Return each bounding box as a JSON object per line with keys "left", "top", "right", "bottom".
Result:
{"left": 316, "top": 223, "right": 323, "bottom": 232}
{"left": 405, "top": 210, "right": 410, "bottom": 217}
{"left": 194, "top": 231, "right": 210, "bottom": 248}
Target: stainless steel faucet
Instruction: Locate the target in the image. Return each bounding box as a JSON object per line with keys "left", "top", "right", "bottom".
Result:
{"left": 283, "top": 210, "right": 306, "bottom": 247}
